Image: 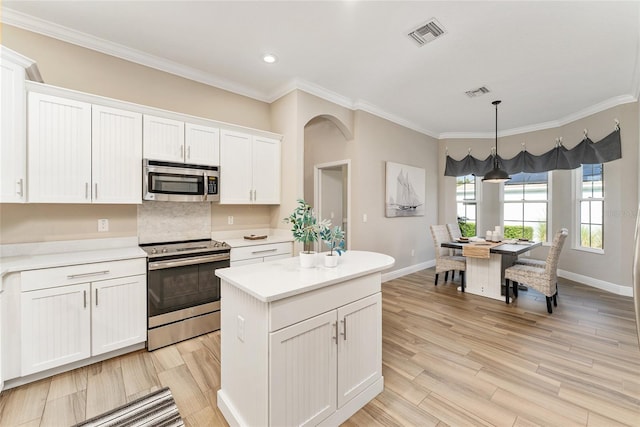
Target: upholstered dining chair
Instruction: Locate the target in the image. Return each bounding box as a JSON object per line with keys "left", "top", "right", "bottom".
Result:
{"left": 446, "top": 223, "right": 462, "bottom": 240}
{"left": 430, "top": 225, "right": 466, "bottom": 291}
{"left": 504, "top": 228, "right": 568, "bottom": 313}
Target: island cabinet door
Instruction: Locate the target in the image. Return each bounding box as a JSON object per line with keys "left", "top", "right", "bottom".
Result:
{"left": 269, "top": 310, "right": 337, "bottom": 427}
{"left": 337, "top": 293, "right": 382, "bottom": 408}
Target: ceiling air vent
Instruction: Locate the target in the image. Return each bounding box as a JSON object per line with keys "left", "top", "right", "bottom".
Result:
{"left": 465, "top": 86, "right": 490, "bottom": 98}
{"left": 408, "top": 19, "right": 446, "bottom": 46}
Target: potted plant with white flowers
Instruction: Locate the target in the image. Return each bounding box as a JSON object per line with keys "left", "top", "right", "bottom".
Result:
{"left": 320, "top": 224, "right": 346, "bottom": 267}
{"left": 284, "top": 199, "right": 330, "bottom": 268}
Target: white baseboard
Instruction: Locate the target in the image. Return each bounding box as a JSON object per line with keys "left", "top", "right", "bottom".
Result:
{"left": 382, "top": 262, "right": 634, "bottom": 298}
{"left": 382, "top": 260, "right": 435, "bottom": 282}
{"left": 558, "top": 269, "right": 633, "bottom": 297}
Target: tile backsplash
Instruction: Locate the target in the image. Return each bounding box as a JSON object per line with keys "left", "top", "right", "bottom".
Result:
{"left": 137, "top": 201, "right": 211, "bottom": 244}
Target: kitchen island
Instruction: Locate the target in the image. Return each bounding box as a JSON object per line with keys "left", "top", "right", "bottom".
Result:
{"left": 215, "top": 250, "right": 394, "bottom": 427}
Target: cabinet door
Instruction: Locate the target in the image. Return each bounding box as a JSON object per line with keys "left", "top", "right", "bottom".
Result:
{"left": 336, "top": 293, "right": 382, "bottom": 408}
{"left": 21, "top": 283, "right": 91, "bottom": 376}
{"left": 28, "top": 92, "right": 92, "bottom": 203}
{"left": 252, "top": 136, "right": 281, "bottom": 204}
{"left": 219, "top": 130, "right": 252, "bottom": 204}
{"left": 92, "top": 105, "right": 143, "bottom": 203}
{"left": 0, "top": 58, "right": 26, "bottom": 202}
{"left": 270, "top": 310, "right": 337, "bottom": 427}
{"left": 185, "top": 123, "right": 219, "bottom": 166}
{"left": 143, "top": 115, "right": 185, "bottom": 162}
{"left": 91, "top": 275, "right": 146, "bottom": 356}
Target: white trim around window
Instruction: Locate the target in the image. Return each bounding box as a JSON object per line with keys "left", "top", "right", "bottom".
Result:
{"left": 573, "top": 164, "right": 604, "bottom": 254}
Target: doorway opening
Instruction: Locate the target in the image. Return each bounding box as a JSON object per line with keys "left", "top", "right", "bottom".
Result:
{"left": 314, "top": 160, "right": 351, "bottom": 250}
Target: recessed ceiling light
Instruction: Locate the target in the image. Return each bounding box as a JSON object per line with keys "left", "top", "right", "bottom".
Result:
{"left": 262, "top": 53, "right": 278, "bottom": 64}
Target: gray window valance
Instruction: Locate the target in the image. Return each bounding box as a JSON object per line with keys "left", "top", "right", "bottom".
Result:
{"left": 444, "top": 129, "right": 621, "bottom": 177}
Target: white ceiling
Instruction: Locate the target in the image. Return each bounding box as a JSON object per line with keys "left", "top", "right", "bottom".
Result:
{"left": 2, "top": 1, "right": 639, "bottom": 138}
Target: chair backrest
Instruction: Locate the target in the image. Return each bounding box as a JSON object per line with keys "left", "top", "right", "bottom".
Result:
{"left": 447, "top": 223, "right": 462, "bottom": 240}
{"left": 430, "top": 225, "right": 451, "bottom": 258}
{"left": 545, "top": 228, "right": 568, "bottom": 276}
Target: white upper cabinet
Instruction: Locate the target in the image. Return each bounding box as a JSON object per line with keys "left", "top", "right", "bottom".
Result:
{"left": 220, "top": 129, "right": 281, "bottom": 204}
{"left": 185, "top": 123, "right": 219, "bottom": 166}
{"left": 143, "top": 115, "right": 220, "bottom": 166}
{"left": 0, "top": 53, "right": 27, "bottom": 202}
{"left": 28, "top": 92, "right": 92, "bottom": 203}
{"left": 252, "top": 136, "right": 281, "bottom": 204}
{"left": 142, "top": 115, "right": 185, "bottom": 162}
{"left": 220, "top": 130, "right": 252, "bottom": 204}
{"left": 28, "top": 92, "right": 143, "bottom": 204}
{"left": 92, "top": 105, "right": 142, "bottom": 204}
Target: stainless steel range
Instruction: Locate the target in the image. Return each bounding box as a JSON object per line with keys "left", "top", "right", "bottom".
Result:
{"left": 140, "top": 238, "right": 231, "bottom": 351}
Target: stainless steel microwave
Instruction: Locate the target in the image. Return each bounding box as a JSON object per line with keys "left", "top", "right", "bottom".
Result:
{"left": 143, "top": 159, "right": 219, "bottom": 202}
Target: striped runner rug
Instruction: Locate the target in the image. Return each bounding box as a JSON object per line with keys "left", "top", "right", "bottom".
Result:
{"left": 74, "top": 387, "right": 184, "bottom": 427}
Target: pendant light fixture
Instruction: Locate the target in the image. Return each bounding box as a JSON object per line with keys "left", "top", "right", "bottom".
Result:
{"left": 483, "top": 100, "right": 511, "bottom": 183}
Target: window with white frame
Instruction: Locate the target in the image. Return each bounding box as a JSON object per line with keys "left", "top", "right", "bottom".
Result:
{"left": 456, "top": 174, "right": 477, "bottom": 237}
{"left": 503, "top": 172, "right": 550, "bottom": 242}
{"left": 577, "top": 164, "right": 604, "bottom": 251}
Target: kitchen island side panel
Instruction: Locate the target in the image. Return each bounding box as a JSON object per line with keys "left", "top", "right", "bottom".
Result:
{"left": 219, "top": 280, "right": 269, "bottom": 426}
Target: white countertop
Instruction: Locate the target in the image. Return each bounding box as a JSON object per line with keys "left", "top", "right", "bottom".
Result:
{"left": 211, "top": 228, "right": 293, "bottom": 249}
{"left": 0, "top": 237, "right": 146, "bottom": 278}
{"left": 215, "top": 250, "right": 395, "bottom": 302}
{"left": 223, "top": 235, "right": 293, "bottom": 248}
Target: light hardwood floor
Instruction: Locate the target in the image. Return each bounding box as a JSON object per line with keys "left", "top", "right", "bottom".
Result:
{"left": 1, "top": 269, "right": 639, "bottom": 426}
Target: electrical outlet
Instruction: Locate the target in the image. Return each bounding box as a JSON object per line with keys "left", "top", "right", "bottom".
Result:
{"left": 363, "top": 213, "right": 368, "bottom": 223}
{"left": 98, "top": 218, "right": 109, "bottom": 232}
{"left": 411, "top": 249, "right": 415, "bottom": 256}
{"left": 237, "top": 315, "right": 245, "bottom": 342}
{"left": 228, "top": 216, "right": 234, "bottom": 225}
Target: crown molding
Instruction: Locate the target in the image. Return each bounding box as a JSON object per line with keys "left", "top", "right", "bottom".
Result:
{"left": 267, "top": 79, "right": 439, "bottom": 139}
{"left": 3, "top": 7, "right": 638, "bottom": 141}
{"left": 439, "top": 94, "right": 637, "bottom": 140}
{"left": 1, "top": 8, "right": 271, "bottom": 102}
{"left": 353, "top": 99, "right": 439, "bottom": 139}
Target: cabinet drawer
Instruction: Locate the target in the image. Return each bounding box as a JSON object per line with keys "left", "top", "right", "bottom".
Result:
{"left": 231, "top": 242, "right": 291, "bottom": 262}
{"left": 21, "top": 258, "right": 146, "bottom": 292}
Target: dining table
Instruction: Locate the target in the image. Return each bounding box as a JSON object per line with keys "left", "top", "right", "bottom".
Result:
{"left": 441, "top": 239, "right": 543, "bottom": 303}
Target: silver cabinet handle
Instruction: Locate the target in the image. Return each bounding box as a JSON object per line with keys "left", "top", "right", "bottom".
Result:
{"left": 94, "top": 183, "right": 98, "bottom": 200}
{"left": 332, "top": 322, "right": 338, "bottom": 343}
{"left": 67, "top": 270, "right": 110, "bottom": 279}
{"left": 95, "top": 288, "right": 99, "bottom": 306}
{"left": 251, "top": 248, "right": 278, "bottom": 254}
{"left": 85, "top": 182, "right": 89, "bottom": 199}
{"left": 249, "top": 189, "right": 253, "bottom": 201}
{"left": 149, "top": 253, "right": 229, "bottom": 270}
{"left": 187, "top": 146, "right": 191, "bottom": 160}
{"left": 341, "top": 319, "right": 347, "bottom": 340}
{"left": 17, "top": 179, "right": 23, "bottom": 197}
{"left": 83, "top": 290, "right": 87, "bottom": 308}
{"left": 180, "top": 145, "right": 184, "bottom": 160}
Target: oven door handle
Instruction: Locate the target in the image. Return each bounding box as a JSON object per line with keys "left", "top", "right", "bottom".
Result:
{"left": 148, "top": 254, "right": 230, "bottom": 270}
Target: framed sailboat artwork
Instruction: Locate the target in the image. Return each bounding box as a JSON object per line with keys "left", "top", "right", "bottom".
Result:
{"left": 385, "top": 161, "right": 425, "bottom": 217}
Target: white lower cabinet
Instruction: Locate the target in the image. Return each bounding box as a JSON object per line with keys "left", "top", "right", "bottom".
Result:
{"left": 218, "top": 271, "right": 383, "bottom": 426}
{"left": 21, "top": 283, "right": 91, "bottom": 375}
{"left": 20, "top": 259, "right": 146, "bottom": 376}
{"left": 269, "top": 293, "right": 381, "bottom": 426}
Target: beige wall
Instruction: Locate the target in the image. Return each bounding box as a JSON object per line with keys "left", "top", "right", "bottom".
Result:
{"left": 0, "top": 25, "right": 274, "bottom": 244}
{"left": 439, "top": 102, "right": 639, "bottom": 290}
{"left": 304, "top": 110, "right": 439, "bottom": 271}
{"left": 2, "top": 25, "right": 639, "bottom": 291}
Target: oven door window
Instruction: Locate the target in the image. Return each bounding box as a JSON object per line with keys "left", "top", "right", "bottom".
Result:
{"left": 147, "top": 260, "right": 224, "bottom": 317}
{"left": 149, "top": 172, "right": 204, "bottom": 196}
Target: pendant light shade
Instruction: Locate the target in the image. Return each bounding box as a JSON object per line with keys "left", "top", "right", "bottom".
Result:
{"left": 483, "top": 100, "right": 510, "bottom": 183}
